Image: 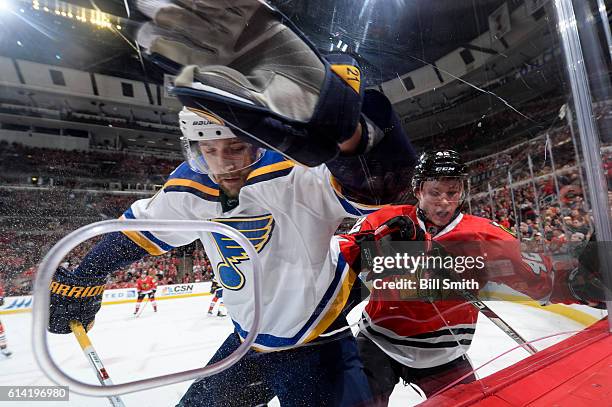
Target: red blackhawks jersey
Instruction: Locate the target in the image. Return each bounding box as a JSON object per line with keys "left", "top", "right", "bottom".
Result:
{"left": 136, "top": 275, "right": 158, "bottom": 293}
{"left": 336, "top": 204, "right": 570, "bottom": 368}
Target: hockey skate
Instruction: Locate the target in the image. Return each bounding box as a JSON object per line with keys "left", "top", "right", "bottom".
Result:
{"left": 1, "top": 346, "right": 12, "bottom": 358}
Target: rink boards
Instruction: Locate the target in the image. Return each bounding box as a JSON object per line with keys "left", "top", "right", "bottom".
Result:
{"left": 0, "top": 282, "right": 214, "bottom": 315}
{"left": 0, "top": 284, "right": 607, "bottom": 406}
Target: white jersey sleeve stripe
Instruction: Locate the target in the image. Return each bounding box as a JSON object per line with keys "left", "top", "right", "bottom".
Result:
{"left": 245, "top": 159, "right": 295, "bottom": 184}
{"left": 119, "top": 214, "right": 168, "bottom": 256}
{"left": 164, "top": 178, "right": 220, "bottom": 201}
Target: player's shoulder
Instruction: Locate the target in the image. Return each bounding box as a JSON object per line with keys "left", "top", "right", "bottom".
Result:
{"left": 164, "top": 162, "right": 220, "bottom": 201}
{"left": 460, "top": 214, "right": 517, "bottom": 239}
{"left": 244, "top": 150, "right": 296, "bottom": 186}
{"left": 367, "top": 204, "right": 416, "bottom": 224}
{"left": 459, "top": 214, "right": 492, "bottom": 227}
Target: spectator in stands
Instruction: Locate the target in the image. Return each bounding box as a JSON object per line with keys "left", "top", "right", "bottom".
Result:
{"left": 550, "top": 229, "right": 568, "bottom": 253}
{"left": 499, "top": 216, "right": 511, "bottom": 230}
{"left": 571, "top": 218, "right": 589, "bottom": 235}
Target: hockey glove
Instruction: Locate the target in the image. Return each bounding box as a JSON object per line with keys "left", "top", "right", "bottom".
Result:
{"left": 354, "top": 218, "right": 460, "bottom": 301}
{"left": 417, "top": 242, "right": 466, "bottom": 302}
{"left": 0, "top": 296, "right": 3, "bottom": 307}
{"left": 356, "top": 216, "right": 429, "bottom": 279}
{"left": 135, "top": 0, "right": 363, "bottom": 166}
{"left": 48, "top": 267, "right": 106, "bottom": 334}
{"left": 567, "top": 265, "right": 607, "bottom": 309}
{"left": 562, "top": 236, "right": 610, "bottom": 309}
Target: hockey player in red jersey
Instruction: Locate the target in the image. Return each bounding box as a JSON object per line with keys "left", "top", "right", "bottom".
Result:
{"left": 134, "top": 269, "right": 158, "bottom": 315}
{"left": 335, "top": 150, "right": 604, "bottom": 404}
{"left": 0, "top": 280, "right": 12, "bottom": 357}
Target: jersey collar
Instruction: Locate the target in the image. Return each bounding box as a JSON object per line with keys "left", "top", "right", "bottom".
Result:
{"left": 416, "top": 211, "right": 464, "bottom": 238}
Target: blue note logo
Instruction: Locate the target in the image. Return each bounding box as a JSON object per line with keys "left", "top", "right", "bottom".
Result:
{"left": 4, "top": 297, "right": 32, "bottom": 310}
{"left": 211, "top": 215, "right": 275, "bottom": 290}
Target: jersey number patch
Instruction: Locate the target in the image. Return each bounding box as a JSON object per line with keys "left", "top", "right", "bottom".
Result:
{"left": 521, "top": 252, "right": 547, "bottom": 275}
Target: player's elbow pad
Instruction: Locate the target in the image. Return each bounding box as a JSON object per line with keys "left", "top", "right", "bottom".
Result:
{"left": 326, "top": 90, "right": 417, "bottom": 205}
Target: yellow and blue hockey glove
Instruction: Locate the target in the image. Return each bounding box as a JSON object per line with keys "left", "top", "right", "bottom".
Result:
{"left": 48, "top": 267, "right": 106, "bottom": 334}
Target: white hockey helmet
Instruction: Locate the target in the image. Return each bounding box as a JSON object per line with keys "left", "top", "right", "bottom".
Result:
{"left": 179, "top": 107, "right": 265, "bottom": 175}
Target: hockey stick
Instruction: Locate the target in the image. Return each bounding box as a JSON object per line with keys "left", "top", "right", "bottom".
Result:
{"left": 134, "top": 295, "right": 149, "bottom": 318}
{"left": 454, "top": 285, "right": 538, "bottom": 355}
{"left": 69, "top": 321, "right": 126, "bottom": 407}
{"left": 425, "top": 245, "right": 539, "bottom": 355}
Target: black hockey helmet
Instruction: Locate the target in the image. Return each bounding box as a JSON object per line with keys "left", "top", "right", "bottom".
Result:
{"left": 412, "top": 150, "right": 468, "bottom": 192}
{"left": 413, "top": 150, "right": 470, "bottom": 230}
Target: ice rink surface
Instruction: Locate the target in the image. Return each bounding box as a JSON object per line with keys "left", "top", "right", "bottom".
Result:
{"left": 0, "top": 295, "right": 605, "bottom": 406}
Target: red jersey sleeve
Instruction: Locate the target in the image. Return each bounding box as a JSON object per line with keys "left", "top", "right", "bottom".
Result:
{"left": 460, "top": 218, "right": 556, "bottom": 303}
{"left": 337, "top": 205, "right": 417, "bottom": 268}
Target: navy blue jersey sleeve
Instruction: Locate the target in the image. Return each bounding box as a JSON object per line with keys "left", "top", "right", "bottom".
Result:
{"left": 325, "top": 90, "right": 417, "bottom": 206}
{"left": 74, "top": 232, "right": 148, "bottom": 280}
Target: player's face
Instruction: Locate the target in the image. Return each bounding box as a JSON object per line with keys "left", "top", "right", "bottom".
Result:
{"left": 417, "top": 180, "right": 464, "bottom": 226}
{"left": 198, "top": 139, "right": 257, "bottom": 197}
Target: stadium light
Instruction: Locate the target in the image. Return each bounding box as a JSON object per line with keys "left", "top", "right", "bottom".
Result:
{"left": 0, "top": 0, "right": 11, "bottom": 11}
{"left": 27, "top": 0, "right": 120, "bottom": 31}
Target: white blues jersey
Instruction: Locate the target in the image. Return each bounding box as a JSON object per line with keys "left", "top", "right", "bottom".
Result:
{"left": 121, "top": 151, "right": 377, "bottom": 351}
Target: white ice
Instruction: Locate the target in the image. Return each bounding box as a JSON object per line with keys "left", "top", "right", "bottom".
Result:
{"left": 0, "top": 295, "right": 605, "bottom": 406}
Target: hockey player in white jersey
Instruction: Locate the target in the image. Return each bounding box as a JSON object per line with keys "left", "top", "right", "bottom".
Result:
{"left": 46, "top": 1, "right": 417, "bottom": 405}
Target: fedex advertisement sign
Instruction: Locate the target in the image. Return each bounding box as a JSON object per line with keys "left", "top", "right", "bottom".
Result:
{"left": 103, "top": 289, "right": 137, "bottom": 301}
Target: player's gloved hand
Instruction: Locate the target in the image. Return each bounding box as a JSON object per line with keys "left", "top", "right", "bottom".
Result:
{"left": 48, "top": 267, "right": 106, "bottom": 334}
{"left": 373, "top": 216, "right": 426, "bottom": 242}
{"left": 415, "top": 242, "right": 463, "bottom": 301}
{"left": 0, "top": 296, "right": 4, "bottom": 307}
{"left": 355, "top": 216, "right": 429, "bottom": 280}
{"left": 568, "top": 265, "right": 607, "bottom": 309}
{"left": 556, "top": 236, "right": 609, "bottom": 309}
{"left": 134, "top": 0, "right": 363, "bottom": 166}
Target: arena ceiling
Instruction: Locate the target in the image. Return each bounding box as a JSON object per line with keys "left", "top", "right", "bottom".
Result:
{"left": 0, "top": 0, "right": 514, "bottom": 84}
{"left": 3, "top": 0, "right": 607, "bottom": 150}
